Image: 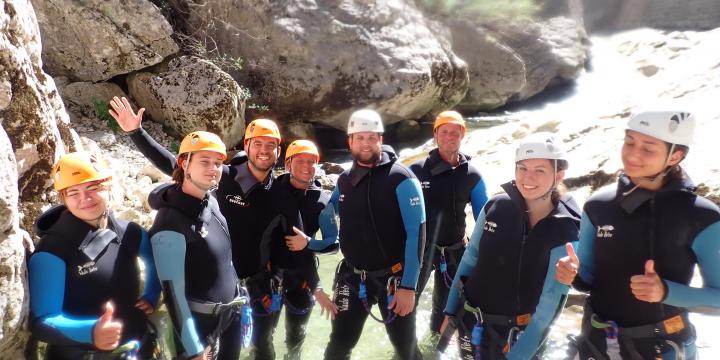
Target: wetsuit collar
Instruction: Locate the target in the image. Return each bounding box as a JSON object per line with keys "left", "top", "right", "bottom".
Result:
{"left": 277, "top": 173, "right": 321, "bottom": 194}
{"left": 426, "top": 148, "right": 470, "bottom": 176}
{"left": 34, "top": 205, "right": 122, "bottom": 259}
{"left": 149, "top": 183, "right": 213, "bottom": 222}
{"left": 616, "top": 171, "right": 696, "bottom": 214}
{"left": 231, "top": 152, "right": 274, "bottom": 195}
{"left": 348, "top": 145, "right": 397, "bottom": 187}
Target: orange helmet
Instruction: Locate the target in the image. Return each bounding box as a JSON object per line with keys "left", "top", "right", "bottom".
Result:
{"left": 245, "top": 119, "right": 281, "bottom": 142}
{"left": 433, "top": 110, "right": 466, "bottom": 131}
{"left": 178, "top": 131, "right": 227, "bottom": 161}
{"left": 286, "top": 139, "right": 320, "bottom": 160}
{"left": 52, "top": 152, "right": 113, "bottom": 191}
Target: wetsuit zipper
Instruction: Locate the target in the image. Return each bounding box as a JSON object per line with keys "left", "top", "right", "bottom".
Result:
{"left": 366, "top": 168, "right": 389, "bottom": 262}
{"left": 516, "top": 217, "right": 528, "bottom": 313}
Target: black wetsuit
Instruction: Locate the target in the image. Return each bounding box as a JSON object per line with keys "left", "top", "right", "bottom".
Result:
{"left": 148, "top": 183, "right": 241, "bottom": 359}
{"left": 248, "top": 173, "right": 330, "bottom": 359}
{"left": 29, "top": 206, "right": 160, "bottom": 360}
{"left": 573, "top": 173, "right": 720, "bottom": 359}
{"left": 409, "top": 149, "right": 488, "bottom": 334}
{"left": 325, "top": 146, "right": 426, "bottom": 360}
{"left": 129, "top": 128, "right": 277, "bottom": 358}
{"left": 445, "top": 182, "right": 580, "bottom": 359}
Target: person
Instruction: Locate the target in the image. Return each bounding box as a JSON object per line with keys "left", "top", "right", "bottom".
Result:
{"left": 108, "top": 97, "right": 281, "bottom": 359}
{"left": 409, "top": 110, "right": 488, "bottom": 336}
{"left": 555, "top": 110, "right": 720, "bottom": 360}
{"left": 323, "top": 109, "right": 427, "bottom": 360}
{"left": 29, "top": 151, "right": 161, "bottom": 359}
{"left": 440, "top": 134, "right": 580, "bottom": 360}
{"left": 257, "top": 139, "right": 339, "bottom": 359}
{"left": 148, "top": 131, "right": 248, "bottom": 360}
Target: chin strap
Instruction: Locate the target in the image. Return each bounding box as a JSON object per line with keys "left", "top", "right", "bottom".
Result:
{"left": 622, "top": 144, "right": 677, "bottom": 197}
{"left": 183, "top": 152, "right": 219, "bottom": 193}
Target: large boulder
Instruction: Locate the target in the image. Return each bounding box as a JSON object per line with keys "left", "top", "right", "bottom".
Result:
{"left": 0, "top": 126, "right": 29, "bottom": 358}
{"left": 56, "top": 79, "right": 131, "bottom": 124}
{"left": 32, "top": 0, "right": 178, "bottom": 81}
{"left": 1, "top": 0, "right": 80, "bottom": 234}
{"left": 444, "top": 19, "right": 527, "bottom": 111}
{"left": 187, "top": 0, "right": 468, "bottom": 130}
{"left": 491, "top": 17, "right": 589, "bottom": 102}
{"left": 127, "top": 56, "right": 247, "bottom": 147}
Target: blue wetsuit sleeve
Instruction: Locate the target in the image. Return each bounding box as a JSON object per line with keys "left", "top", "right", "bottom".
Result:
{"left": 664, "top": 221, "right": 720, "bottom": 308}
{"left": 328, "top": 187, "right": 340, "bottom": 214}
{"left": 129, "top": 127, "right": 177, "bottom": 175}
{"left": 573, "top": 213, "right": 596, "bottom": 292}
{"left": 139, "top": 229, "right": 161, "bottom": 307}
{"left": 307, "top": 203, "right": 340, "bottom": 253}
{"left": 29, "top": 252, "right": 96, "bottom": 346}
{"left": 445, "top": 209, "right": 486, "bottom": 316}
{"left": 470, "top": 177, "right": 488, "bottom": 220}
{"left": 151, "top": 231, "right": 204, "bottom": 357}
{"left": 396, "top": 178, "right": 426, "bottom": 290}
{"left": 507, "top": 242, "right": 575, "bottom": 360}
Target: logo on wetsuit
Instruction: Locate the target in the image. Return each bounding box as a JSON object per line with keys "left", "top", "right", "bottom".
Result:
{"left": 226, "top": 194, "right": 249, "bottom": 207}
{"left": 77, "top": 261, "right": 98, "bottom": 276}
{"left": 339, "top": 194, "right": 345, "bottom": 202}
{"left": 483, "top": 220, "right": 497, "bottom": 233}
{"left": 421, "top": 181, "right": 430, "bottom": 189}
{"left": 409, "top": 196, "right": 421, "bottom": 206}
{"left": 596, "top": 224, "right": 614, "bottom": 238}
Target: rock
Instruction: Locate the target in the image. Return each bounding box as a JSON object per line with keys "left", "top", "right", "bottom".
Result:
{"left": 491, "top": 17, "right": 589, "bottom": 102}
{"left": 141, "top": 163, "right": 171, "bottom": 183}
{"left": 445, "top": 19, "right": 527, "bottom": 111}
{"left": 1, "top": 0, "right": 79, "bottom": 235}
{"left": 320, "top": 162, "right": 346, "bottom": 176}
{"left": 57, "top": 81, "right": 131, "bottom": 123}
{"left": 282, "top": 122, "right": 317, "bottom": 144}
{"left": 187, "top": 0, "right": 468, "bottom": 130}
{"left": 32, "top": 0, "right": 178, "bottom": 81}
{"left": 394, "top": 119, "right": 421, "bottom": 142}
{"left": 128, "top": 56, "right": 248, "bottom": 147}
{"left": 637, "top": 63, "right": 660, "bottom": 77}
{"left": 0, "top": 125, "right": 29, "bottom": 357}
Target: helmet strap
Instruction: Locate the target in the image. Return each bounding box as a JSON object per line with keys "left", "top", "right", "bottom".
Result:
{"left": 622, "top": 144, "right": 677, "bottom": 197}
{"left": 183, "top": 152, "right": 218, "bottom": 193}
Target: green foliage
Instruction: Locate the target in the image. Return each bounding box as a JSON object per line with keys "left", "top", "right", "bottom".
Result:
{"left": 417, "top": 0, "right": 540, "bottom": 21}
{"left": 91, "top": 97, "right": 121, "bottom": 133}
{"left": 170, "top": 141, "right": 180, "bottom": 154}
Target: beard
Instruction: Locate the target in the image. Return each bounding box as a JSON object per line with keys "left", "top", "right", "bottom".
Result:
{"left": 352, "top": 149, "right": 381, "bottom": 166}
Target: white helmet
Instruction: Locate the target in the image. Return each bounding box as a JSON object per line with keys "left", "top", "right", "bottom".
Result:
{"left": 626, "top": 110, "right": 694, "bottom": 146}
{"left": 347, "top": 109, "right": 384, "bottom": 135}
{"left": 515, "top": 133, "right": 567, "bottom": 164}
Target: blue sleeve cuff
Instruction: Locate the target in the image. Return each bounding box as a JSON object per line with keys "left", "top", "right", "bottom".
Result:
{"left": 308, "top": 203, "right": 340, "bottom": 252}
{"left": 151, "top": 231, "right": 205, "bottom": 356}
{"left": 396, "top": 178, "right": 426, "bottom": 290}
{"left": 664, "top": 221, "right": 720, "bottom": 308}
{"left": 507, "top": 243, "right": 573, "bottom": 360}
{"left": 29, "top": 252, "right": 95, "bottom": 345}
{"left": 139, "top": 229, "right": 161, "bottom": 307}
{"left": 575, "top": 213, "right": 596, "bottom": 288}
{"left": 470, "top": 177, "right": 488, "bottom": 220}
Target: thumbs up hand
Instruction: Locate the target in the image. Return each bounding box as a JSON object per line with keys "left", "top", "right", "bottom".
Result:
{"left": 555, "top": 242, "right": 580, "bottom": 285}
{"left": 630, "top": 260, "right": 666, "bottom": 303}
{"left": 93, "top": 301, "right": 123, "bottom": 350}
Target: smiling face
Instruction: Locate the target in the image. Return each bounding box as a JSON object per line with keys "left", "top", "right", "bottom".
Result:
{"left": 287, "top": 153, "right": 318, "bottom": 185}
{"left": 183, "top": 150, "right": 224, "bottom": 190}
{"left": 621, "top": 130, "right": 683, "bottom": 179}
{"left": 62, "top": 180, "right": 111, "bottom": 222}
{"left": 515, "top": 158, "right": 564, "bottom": 201}
{"left": 434, "top": 123, "right": 465, "bottom": 154}
{"left": 245, "top": 136, "right": 280, "bottom": 173}
{"left": 348, "top": 131, "right": 382, "bottom": 166}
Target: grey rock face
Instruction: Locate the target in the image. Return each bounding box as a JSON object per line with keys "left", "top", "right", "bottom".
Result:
{"left": 32, "top": 0, "right": 178, "bottom": 81}
{"left": 187, "top": 0, "right": 468, "bottom": 129}
{"left": 128, "top": 56, "right": 247, "bottom": 147}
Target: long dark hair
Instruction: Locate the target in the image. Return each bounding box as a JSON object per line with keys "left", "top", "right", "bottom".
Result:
{"left": 172, "top": 153, "right": 189, "bottom": 185}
